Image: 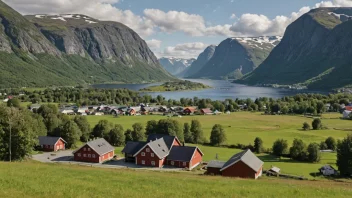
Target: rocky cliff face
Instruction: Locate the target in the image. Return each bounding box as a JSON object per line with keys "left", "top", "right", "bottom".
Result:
{"left": 183, "top": 45, "right": 216, "bottom": 78}
{"left": 239, "top": 8, "right": 352, "bottom": 89}
{"left": 0, "top": 1, "right": 173, "bottom": 88}
{"left": 159, "top": 57, "right": 195, "bottom": 76}
{"left": 190, "top": 37, "right": 281, "bottom": 79}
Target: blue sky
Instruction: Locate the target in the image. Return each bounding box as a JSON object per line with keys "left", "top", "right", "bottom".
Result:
{"left": 5, "top": 0, "right": 349, "bottom": 58}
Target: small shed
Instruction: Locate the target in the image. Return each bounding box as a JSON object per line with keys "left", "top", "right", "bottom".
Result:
{"left": 269, "top": 166, "right": 280, "bottom": 174}
{"left": 343, "top": 110, "right": 351, "bottom": 119}
{"left": 206, "top": 160, "right": 226, "bottom": 175}
{"left": 319, "top": 165, "right": 338, "bottom": 176}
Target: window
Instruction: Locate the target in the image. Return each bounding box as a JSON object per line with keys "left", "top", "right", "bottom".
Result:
{"left": 83, "top": 154, "right": 87, "bottom": 157}
{"left": 88, "top": 148, "right": 91, "bottom": 151}
{"left": 92, "top": 154, "right": 95, "bottom": 158}
{"left": 83, "top": 148, "right": 86, "bottom": 151}
{"left": 146, "top": 148, "right": 150, "bottom": 152}
{"left": 151, "top": 161, "right": 155, "bottom": 166}
{"left": 171, "top": 161, "right": 174, "bottom": 165}
{"left": 88, "top": 154, "right": 91, "bottom": 158}
{"left": 77, "top": 153, "right": 81, "bottom": 157}
{"left": 141, "top": 152, "right": 145, "bottom": 156}
{"left": 183, "top": 162, "right": 187, "bottom": 166}
{"left": 142, "top": 160, "right": 145, "bottom": 165}
{"left": 151, "top": 153, "right": 154, "bottom": 157}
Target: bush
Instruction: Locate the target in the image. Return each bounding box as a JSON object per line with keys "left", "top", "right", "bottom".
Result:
{"left": 312, "top": 118, "right": 322, "bottom": 130}
{"left": 302, "top": 122, "right": 310, "bottom": 131}
{"left": 290, "top": 139, "right": 308, "bottom": 161}
{"left": 272, "top": 139, "right": 289, "bottom": 156}
{"left": 325, "top": 137, "right": 337, "bottom": 151}
{"left": 307, "top": 143, "right": 321, "bottom": 162}
{"left": 254, "top": 137, "right": 264, "bottom": 153}
{"left": 319, "top": 141, "right": 328, "bottom": 150}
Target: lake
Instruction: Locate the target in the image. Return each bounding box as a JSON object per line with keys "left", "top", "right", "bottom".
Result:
{"left": 92, "top": 79, "right": 328, "bottom": 101}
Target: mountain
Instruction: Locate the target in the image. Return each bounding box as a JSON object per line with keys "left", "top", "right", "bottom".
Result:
{"left": 239, "top": 8, "right": 352, "bottom": 90}
{"left": 189, "top": 36, "right": 281, "bottom": 80}
{"left": 0, "top": 1, "right": 173, "bottom": 88}
{"left": 159, "top": 57, "right": 195, "bottom": 77}
{"left": 182, "top": 45, "right": 216, "bottom": 78}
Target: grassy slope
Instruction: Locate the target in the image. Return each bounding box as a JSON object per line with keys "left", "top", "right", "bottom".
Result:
{"left": 0, "top": 162, "right": 351, "bottom": 198}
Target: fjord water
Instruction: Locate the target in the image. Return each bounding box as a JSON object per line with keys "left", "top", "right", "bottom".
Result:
{"left": 92, "top": 79, "right": 327, "bottom": 100}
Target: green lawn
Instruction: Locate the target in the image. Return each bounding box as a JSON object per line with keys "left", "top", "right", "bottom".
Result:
{"left": 87, "top": 112, "right": 351, "bottom": 148}
{"left": 0, "top": 162, "right": 351, "bottom": 198}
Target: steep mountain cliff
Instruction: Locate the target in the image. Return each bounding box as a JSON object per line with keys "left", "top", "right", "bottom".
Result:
{"left": 159, "top": 57, "right": 195, "bottom": 77}
{"left": 239, "top": 8, "right": 352, "bottom": 90}
{"left": 0, "top": 1, "right": 173, "bottom": 88}
{"left": 182, "top": 45, "right": 216, "bottom": 78}
{"left": 189, "top": 36, "right": 281, "bottom": 79}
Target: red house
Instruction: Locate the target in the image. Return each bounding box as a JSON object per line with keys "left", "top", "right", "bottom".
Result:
{"left": 206, "top": 149, "right": 264, "bottom": 179}
{"left": 183, "top": 107, "right": 196, "bottom": 115}
{"left": 73, "top": 138, "right": 115, "bottom": 163}
{"left": 38, "top": 136, "right": 66, "bottom": 152}
{"left": 200, "top": 108, "right": 213, "bottom": 115}
{"left": 122, "top": 134, "right": 203, "bottom": 170}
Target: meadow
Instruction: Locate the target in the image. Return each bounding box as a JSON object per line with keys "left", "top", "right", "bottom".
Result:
{"left": 0, "top": 161, "right": 351, "bottom": 198}
{"left": 104, "top": 112, "right": 351, "bottom": 179}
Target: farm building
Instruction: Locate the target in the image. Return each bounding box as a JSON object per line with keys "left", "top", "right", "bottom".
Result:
{"left": 73, "top": 138, "right": 115, "bottom": 163}
{"left": 122, "top": 134, "right": 203, "bottom": 170}
{"left": 206, "top": 149, "right": 264, "bottom": 179}
{"left": 183, "top": 107, "right": 197, "bottom": 115}
{"left": 320, "top": 165, "right": 338, "bottom": 176}
{"left": 343, "top": 110, "right": 351, "bottom": 119}
{"left": 200, "top": 108, "right": 213, "bottom": 115}
{"left": 38, "top": 136, "right": 66, "bottom": 152}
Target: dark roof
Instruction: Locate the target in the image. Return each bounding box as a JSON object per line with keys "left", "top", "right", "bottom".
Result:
{"left": 38, "top": 136, "right": 66, "bottom": 145}
{"left": 167, "top": 146, "right": 199, "bottom": 162}
{"left": 121, "top": 141, "right": 146, "bottom": 155}
{"left": 74, "top": 138, "right": 114, "bottom": 155}
{"left": 147, "top": 134, "right": 180, "bottom": 149}
{"left": 220, "top": 149, "right": 264, "bottom": 172}
{"left": 207, "top": 160, "right": 226, "bottom": 168}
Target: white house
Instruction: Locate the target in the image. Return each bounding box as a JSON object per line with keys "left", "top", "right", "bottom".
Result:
{"left": 60, "top": 109, "right": 75, "bottom": 115}
{"left": 343, "top": 110, "right": 351, "bottom": 119}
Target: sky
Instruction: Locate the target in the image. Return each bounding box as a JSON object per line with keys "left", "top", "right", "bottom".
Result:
{"left": 4, "top": 0, "right": 352, "bottom": 59}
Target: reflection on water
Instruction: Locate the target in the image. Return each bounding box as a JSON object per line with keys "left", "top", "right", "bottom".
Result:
{"left": 92, "top": 79, "right": 327, "bottom": 100}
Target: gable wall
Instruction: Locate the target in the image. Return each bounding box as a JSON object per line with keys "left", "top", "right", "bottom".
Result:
{"left": 221, "top": 161, "right": 258, "bottom": 179}
{"left": 135, "top": 145, "right": 164, "bottom": 167}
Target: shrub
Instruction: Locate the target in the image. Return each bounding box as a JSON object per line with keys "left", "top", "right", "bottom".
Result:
{"left": 312, "top": 118, "right": 322, "bottom": 130}
{"left": 272, "top": 139, "right": 289, "bottom": 156}
{"left": 302, "top": 122, "right": 310, "bottom": 131}
{"left": 325, "top": 137, "right": 337, "bottom": 151}
{"left": 254, "top": 137, "right": 264, "bottom": 153}
{"left": 307, "top": 143, "right": 321, "bottom": 162}
{"left": 319, "top": 141, "right": 328, "bottom": 150}
{"left": 290, "top": 139, "right": 308, "bottom": 161}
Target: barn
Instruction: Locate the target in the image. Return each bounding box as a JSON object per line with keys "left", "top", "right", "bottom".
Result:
{"left": 206, "top": 149, "right": 264, "bottom": 179}
{"left": 73, "top": 138, "right": 114, "bottom": 163}
{"left": 38, "top": 136, "right": 66, "bottom": 152}
{"left": 166, "top": 146, "right": 204, "bottom": 169}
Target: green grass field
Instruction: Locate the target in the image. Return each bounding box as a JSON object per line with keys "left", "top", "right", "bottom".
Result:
{"left": 0, "top": 162, "right": 351, "bottom": 198}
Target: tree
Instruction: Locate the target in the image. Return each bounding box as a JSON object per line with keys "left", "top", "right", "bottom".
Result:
{"left": 92, "top": 120, "right": 113, "bottom": 138}
{"left": 302, "top": 122, "right": 310, "bottom": 131}
{"left": 145, "top": 120, "right": 158, "bottom": 136}
{"left": 73, "top": 116, "right": 91, "bottom": 142}
{"left": 290, "top": 139, "right": 307, "bottom": 161}
{"left": 183, "top": 123, "right": 192, "bottom": 143}
{"left": 307, "top": 143, "right": 321, "bottom": 162}
{"left": 320, "top": 141, "right": 328, "bottom": 150}
{"left": 325, "top": 137, "right": 337, "bottom": 151}
{"left": 336, "top": 134, "right": 352, "bottom": 176}
{"left": 56, "top": 120, "right": 81, "bottom": 149}
{"left": 210, "top": 124, "right": 227, "bottom": 146}
{"left": 7, "top": 98, "right": 20, "bottom": 108}
{"left": 190, "top": 120, "right": 205, "bottom": 144}
{"left": 312, "top": 118, "right": 322, "bottom": 130}
{"left": 254, "top": 137, "right": 264, "bottom": 153}
{"left": 124, "top": 129, "right": 133, "bottom": 143}
{"left": 108, "top": 124, "right": 125, "bottom": 146}
{"left": 157, "top": 119, "right": 184, "bottom": 142}
{"left": 132, "top": 123, "right": 145, "bottom": 141}
{"left": 272, "top": 139, "right": 289, "bottom": 156}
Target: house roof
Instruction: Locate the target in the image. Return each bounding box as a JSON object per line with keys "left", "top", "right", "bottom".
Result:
{"left": 167, "top": 146, "right": 201, "bottom": 162}
{"left": 133, "top": 138, "right": 170, "bottom": 159}
{"left": 38, "top": 136, "right": 66, "bottom": 146}
{"left": 184, "top": 107, "right": 196, "bottom": 112}
{"left": 147, "top": 134, "right": 181, "bottom": 149}
{"left": 201, "top": 108, "right": 212, "bottom": 113}
{"left": 207, "top": 160, "right": 226, "bottom": 168}
{"left": 121, "top": 141, "right": 146, "bottom": 155}
{"left": 220, "top": 149, "right": 264, "bottom": 172}
{"left": 73, "top": 138, "right": 114, "bottom": 156}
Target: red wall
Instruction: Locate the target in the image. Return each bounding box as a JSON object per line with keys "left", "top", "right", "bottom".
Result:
{"left": 173, "top": 139, "right": 181, "bottom": 146}
{"left": 166, "top": 148, "right": 203, "bottom": 170}
{"left": 135, "top": 145, "right": 164, "bottom": 167}
{"left": 74, "top": 145, "right": 114, "bottom": 163}
{"left": 221, "top": 161, "right": 261, "bottom": 179}
{"left": 207, "top": 167, "right": 222, "bottom": 175}
{"left": 190, "top": 149, "right": 202, "bottom": 168}
{"left": 41, "top": 139, "right": 65, "bottom": 152}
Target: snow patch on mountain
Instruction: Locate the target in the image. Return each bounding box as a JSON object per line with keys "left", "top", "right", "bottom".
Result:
{"left": 232, "top": 36, "right": 282, "bottom": 50}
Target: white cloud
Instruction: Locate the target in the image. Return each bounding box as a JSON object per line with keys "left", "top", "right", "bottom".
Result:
{"left": 146, "top": 39, "right": 162, "bottom": 49}
{"left": 316, "top": 0, "right": 352, "bottom": 7}
{"left": 3, "top": 0, "right": 154, "bottom": 37}
{"left": 230, "top": 14, "right": 237, "bottom": 19}
{"left": 157, "top": 42, "right": 208, "bottom": 59}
